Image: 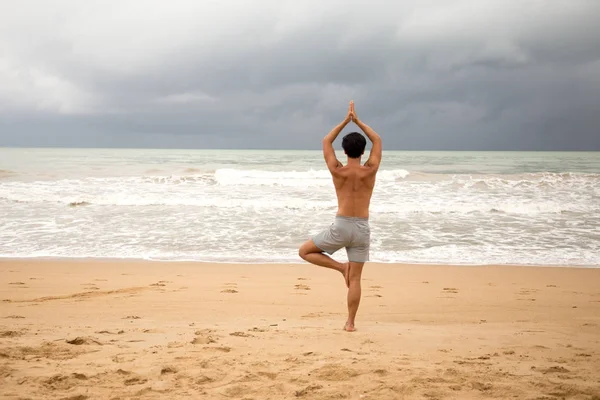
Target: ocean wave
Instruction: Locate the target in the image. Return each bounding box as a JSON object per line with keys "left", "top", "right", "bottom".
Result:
{"left": 1, "top": 245, "right": 598, "bottom": 266}
{"left": 1, "top": 169, "right": 597, "bottom": 214}
{"left": 140, "top": 175, "right": 216, "bottom": 185}
{"left": 2, "top": 192, "right": 597, "bottom": 215}
{"left": 0, "top": 194, "right": 337, "bottom": 210}
{"left": 371, "top": 201, "right": 595, "bottom": 215}
{"left": 3, "top": 168, "right": 598, "bottom": 188}
{"left": 213, "top": 168, "right": 410, "bottom": 186}
{"left": 397, "top": 171, "right": 600, "bottom": 187}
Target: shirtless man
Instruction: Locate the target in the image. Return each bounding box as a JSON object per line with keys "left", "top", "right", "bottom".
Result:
{"left": 298, "top": 101, "right": 382, "bottom": 332}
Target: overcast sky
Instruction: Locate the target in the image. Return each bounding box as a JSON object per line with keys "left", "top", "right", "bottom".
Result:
{"left": 1, "top": 0, "right": 599, "bottom": 150}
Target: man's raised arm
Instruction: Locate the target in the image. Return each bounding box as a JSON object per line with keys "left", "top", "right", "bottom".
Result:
{"left": 322, "top": 103, "right": 353, "bottom": 172}
{"left": 353, "top": 116, "right": 382, "bottom": 170}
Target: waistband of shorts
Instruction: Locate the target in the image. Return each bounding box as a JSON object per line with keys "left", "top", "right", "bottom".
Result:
{"left": 335, "top": 214, "right": 369, "bottom": 222}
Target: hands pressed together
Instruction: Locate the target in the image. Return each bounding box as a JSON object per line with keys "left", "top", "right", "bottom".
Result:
{"left": 344, "top": 100, "right": 359, "bottom": 124}
{"left": 322, "top": 99, "right": 381, "bottom": 168}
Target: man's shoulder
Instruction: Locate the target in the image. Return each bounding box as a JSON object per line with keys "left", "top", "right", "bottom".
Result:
{"left": 358, "top": 164, "right": 378, "bottom": 176}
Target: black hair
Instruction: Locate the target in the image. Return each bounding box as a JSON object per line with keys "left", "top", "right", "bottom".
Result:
{"left": 342, "top": 132, "right": 366, "bottom": 158}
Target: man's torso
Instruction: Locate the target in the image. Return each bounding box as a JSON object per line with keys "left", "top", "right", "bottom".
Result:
{"left": 331, "top": 164, "right": 376, "bottom": 219}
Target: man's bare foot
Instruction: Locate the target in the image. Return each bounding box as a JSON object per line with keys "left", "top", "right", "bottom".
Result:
{"left": 342, "top": 262, "right": 350, "bottom": 288}
{"left": 344, "top": 322, "right": 356, "bottom": 332}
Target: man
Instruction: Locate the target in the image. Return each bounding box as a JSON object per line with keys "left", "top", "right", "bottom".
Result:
{"left": 299, "top": 101, "right": 382, "bottom": 332}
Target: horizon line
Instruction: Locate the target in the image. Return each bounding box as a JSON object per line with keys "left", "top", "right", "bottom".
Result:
{"left": 1, "top": 146, "right": 598, "bottom": 152}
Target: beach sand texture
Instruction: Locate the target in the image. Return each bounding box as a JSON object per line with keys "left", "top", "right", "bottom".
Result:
{"left": 1, "top": 260, "right": 599, "bottom": 399}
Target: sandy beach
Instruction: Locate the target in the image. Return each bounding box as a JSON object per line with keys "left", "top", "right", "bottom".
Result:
{"left": 1, "top": 260, "right": 599, "bottom": 399}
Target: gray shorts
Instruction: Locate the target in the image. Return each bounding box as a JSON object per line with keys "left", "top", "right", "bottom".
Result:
{"left": 312, "top": 216, "right": 371, "bottom": 263}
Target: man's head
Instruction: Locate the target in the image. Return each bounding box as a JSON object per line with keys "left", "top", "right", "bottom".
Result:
{"left": 342, "top": 132, "right": 367, "bottom": 159}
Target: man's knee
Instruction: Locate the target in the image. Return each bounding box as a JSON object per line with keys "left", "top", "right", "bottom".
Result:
{"left": 299, "top": 240, "right": 322, "bottom": 260}
{"left": 298, "top": 242, "right": 311, "bottom": 260}
{"left": 298, "top": 246, "right": 307, "bottom": 260}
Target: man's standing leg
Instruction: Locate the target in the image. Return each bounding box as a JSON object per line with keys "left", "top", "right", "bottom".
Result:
{"left": 345, "top": 261, "right": 364, "bottom": 332}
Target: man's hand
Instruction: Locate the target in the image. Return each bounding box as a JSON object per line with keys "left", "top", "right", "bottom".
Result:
{"left": 349, "top": 100, "right": 362, "bottom": 123}
{"left": 350, "top": 102, "right": 382, "bottom": 171}
{"left": 323, "top": 100, "right": 355, "bottom": 174}
{"left": 344, "top": 100, "right": 354, "bottom": 123}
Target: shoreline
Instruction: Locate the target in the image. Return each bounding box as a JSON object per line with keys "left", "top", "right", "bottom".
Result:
{"left": 0, "top": 256, "right": 598, "bottom": 269}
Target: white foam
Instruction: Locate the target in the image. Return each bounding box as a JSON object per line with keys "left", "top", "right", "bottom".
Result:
{"left": 213, "top": 168, "right": 410, "bottom": 187}
{"left": 1, "top": 157, "right": 599, "bottom": 266}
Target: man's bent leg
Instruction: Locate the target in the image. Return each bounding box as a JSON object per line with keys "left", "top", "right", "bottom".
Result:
{"left": 345, "top": 261, "right": 364, "bottom": 332}
{"left": 298, "top": 240, "right": 348, "bottom": 284}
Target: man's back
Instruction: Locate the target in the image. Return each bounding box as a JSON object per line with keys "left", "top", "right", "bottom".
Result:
{"left": 331, "top": 163, "right": 376, "bottom": 219}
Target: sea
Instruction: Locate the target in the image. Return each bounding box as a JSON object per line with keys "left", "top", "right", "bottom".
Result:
{"left": 1, "top": 148, "right": 599, "bottom": 266}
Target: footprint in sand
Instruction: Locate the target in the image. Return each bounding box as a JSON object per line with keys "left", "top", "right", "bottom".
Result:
{"left": 535, "top": 366, "right": 570, "bottom": 374}
{"left": 438, "top": 288, "right": 459, "bottom": 299}
{"left": 470, "top": 382, "right": 493, "bottom": 392}
{"left": 257, "top": 371, "right": 278, "bottom": 380}
{"left": 367, "top": 286, "right": 383, "bottom": 297}
{"left": 43, "top": 373, "right": 89, "bottom": 390}
{"left": 221, "top": 283, "right": 239, "bottom": 293}
{"left": 160, "top": 366, "right": 178, "bottom": 375}
{"left": 2, "top": 342, "right": 91, "bottom": 360}
{"left": 310, "top": 364, "right": 359, "bottom": 381}
{"left": 192, "top": 329, "right": 219, "bottom": 344}
{"left": 295, "top": 384, "right": 323, "bottom": 397}
{"left": 96, "top": 330, "right": 125, "bottom": 335}
{"left": 142, "top": 329, "right": 162, "bottom": 334}
{"left": 248, "top": 327, "right": 268, "bottom": 333}
{"left": 230, "top": 331, "right": 254, "bottom": 338}
{"left": 0, "top": 330, "right": 23, "bottom": 338}
{"left": 124, "top": 377, "right": 148, "bottom": 386}
{"left": 517, "top": 289, "right": 539, "bottom": 300}
{"left": 203, "top": 346, "right": 231, "bottom": 353}
{"left": 66, "top": 337, "right": 103, "bottom": 346}
{"left": 116, "top": 369, "right": 132, "bottom": 376}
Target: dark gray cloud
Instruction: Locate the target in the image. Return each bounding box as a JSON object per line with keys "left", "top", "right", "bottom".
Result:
{"left": 1, "top": 0, "right": 600, "bottom": 150}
